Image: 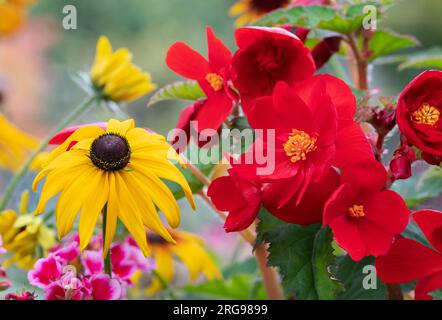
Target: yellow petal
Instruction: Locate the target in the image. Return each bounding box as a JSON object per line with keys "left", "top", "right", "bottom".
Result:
{"left": 103, "top": 173, "right": 119, "bottom": 257}
{"left": 78, "top": 171, "right": 109, "bottom": 251}
{"left": 106, "top": 118, "right": 135, "bottom": 136}
{"left": 114, "top": 174, "right": 150, "bottom": 256}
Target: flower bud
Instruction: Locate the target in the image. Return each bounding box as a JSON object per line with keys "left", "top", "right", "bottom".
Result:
{"left": 371, "top": 104, "right": 396, "bottom": 135}
{"left": 390, "top": 142, "right": 416, "bottom": 180}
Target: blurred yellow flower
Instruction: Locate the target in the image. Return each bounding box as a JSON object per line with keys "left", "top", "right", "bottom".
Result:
{"left": 146, "top": 229, "right": 221, "bottom": 295}
{"left": 0, "top": 114, "right": 38, "bottom": 171}
{"left": 0, "top": 191, "right": 55, "bottom": 269}
{"left": 33, "top": 119, "right": 195, "bottom": 257}
{"left": 0, "top": 0, "right": 35, "bottom": 37}
{"left": 90, "top": 36, "right": 156, "bottom": 103}
{"left": 229, "top": 0, "right": 290, "bottom": 26}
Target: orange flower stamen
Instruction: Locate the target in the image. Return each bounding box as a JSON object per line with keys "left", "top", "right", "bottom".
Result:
{"left": 412, "top": 103, "right": 440, "bottom": 126}
{"left": 283, "top": 129, "right": 317, "bottom": 163}
{"left": 205, "top": 73, "right": 224, "bottom": 91}
{"left": 348, "top": 204, "right": 365, "bottom": 218}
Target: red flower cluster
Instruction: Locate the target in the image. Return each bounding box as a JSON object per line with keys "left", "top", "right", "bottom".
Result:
{"left": 168, "top": 26, "right": 413, "bottom": 262}
{"left": 376, "top": 210, "right": 442, "bottom": 300}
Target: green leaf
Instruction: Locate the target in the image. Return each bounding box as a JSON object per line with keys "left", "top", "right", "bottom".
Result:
{"left": 430, "top": 289, "right": 442, "bottom": 300}
{"left": 183, "top": 273, "right": 267, "bottom": 300}
{"left": 256, "top": 3, "right": 381, "bottom": 35}
{"left": 257, "top": 209, "right": 343, "bottom": 300}
{"left": 398, "top": 47, "right": 442, "bottom": 70}
{"left": 334, "top": 256, "right": 386, "bottom": 300}
{"left": 147, "top": 81, "right": 205, "bottom": 107}
{"left": 391, "top": 166, "right": 442, "bottom": 209}
{"left": 368, "top": 29, "right": 419, "bottom": 61}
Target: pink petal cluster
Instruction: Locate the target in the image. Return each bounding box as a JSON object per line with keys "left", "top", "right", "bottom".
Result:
{"left": 27, "top": 234, "right": 154, "bottom": 300}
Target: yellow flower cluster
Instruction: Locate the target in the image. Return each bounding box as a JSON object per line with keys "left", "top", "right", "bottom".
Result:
{"left": 0, "top": 191, "right": 55, "bottom": 269}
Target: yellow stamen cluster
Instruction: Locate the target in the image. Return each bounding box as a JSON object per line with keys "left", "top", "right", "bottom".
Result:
{"left": 283, "top": 129, "right": 317, "bottom": 163}
{"left": 205, "top": 73, "right": 224, "bottom": 92}
{"left": 348, "top": 204, "right": 365, "bottom": 218}
{"left": 412, "top": 103, "right": 440, "bottom": 126}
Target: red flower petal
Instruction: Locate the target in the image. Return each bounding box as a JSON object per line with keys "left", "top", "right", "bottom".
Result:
{"left": 265, "top": 168, "right": 340, "bottom": 225}
{"left": 292, "top": 74, "right": 356, "bottom": 131}
{"left": 375, "top": 238, "right": 442, "bottom": 283}
{"left": 415, "top": 271, "right": 442, "bottom": 300}
{"left": 311, "top": 36, "right": 341, "bottom": 70}
{"left": 341, "top": 158, "right": 387, "bottom": 193}
{"left": 334, "top": 123, "right": 374, "bottom": 170}
{"left": 194, "top": 92, "right": 232, "bottom": 132}
{"left": 364, "top": 190, "right": 410, "bottom": 234}
{"left": 413, "top": 210, "right": 442, "bottom": 254}
{"left": 166, "top": 42, "right": 210, "bottom": 80}
{"left": 206, "top": 26, "right": 232, "bottom": 71}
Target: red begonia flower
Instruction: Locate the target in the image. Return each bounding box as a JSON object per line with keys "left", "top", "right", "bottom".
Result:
{"left": 263, "top": 167, "right": 340, "bottom": 225}
{"left": 311, "top": 36, "right": 342, "bottom": 70}
{"left": 291, "top": 0, "right": 331, "bottom": 6}
{"left": 245, "top": 75, "right": 372, "bottom": 206}
{"left": 231, "top": 26, "right": 315, "bottom": 103}
{"left": 207, "top": 158, "right": 262, "bottom": 232}
{"left": 166, "top": 26, "right": 235, "bottom": 132}
{"left": 323, "top": 159, "right": 410, "bottom": 261}
{"left": 396, "top": 70, "right": 442, "bottom": 159}
{"left": 376, "top": 210, "right": 442, "bottom": 300}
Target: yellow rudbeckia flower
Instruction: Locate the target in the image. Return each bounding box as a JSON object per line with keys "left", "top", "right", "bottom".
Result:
{"left": 229, "top": 0, "right": 290, "bottom": 26}
{"left": 90, "top": 36, "right": 156, "bottom": 103}
{"left": 145, "top": 229, "right": 222, "bottom": 296}
{"left": 0, "top": 191, "right": 55, "bottom": 270}
{"left": 0, "top": 114, "right": 38, "bottom": 171}
{"left": 33, "top": 119, "right": 195, "bottom": 257}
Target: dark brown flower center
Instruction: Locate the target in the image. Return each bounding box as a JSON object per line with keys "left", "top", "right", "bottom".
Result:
{"left": 251, "top": 0, "right": 289, "bottom": 13}
{"left": 90, "top": 133, "right": 131, "bottom": 171}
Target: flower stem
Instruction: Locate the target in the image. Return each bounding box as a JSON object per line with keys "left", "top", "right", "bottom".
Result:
{"left": 0, "top": 95, "right": 97, "bottom": 211}
{"left": 255, "top": 242, "right": 285, "bottom": 300}
{"left": 102, "top": 204, "right": 112, "bottom": 277}
{"left": 386, "top": 283, "right": 404, "bottom": 300}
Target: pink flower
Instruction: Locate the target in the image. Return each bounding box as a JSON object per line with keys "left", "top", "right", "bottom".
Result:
{"left": 45, "top": 272, "right": 83, "bottom": 300}
{"left": 51, "top": 241, "right": 80, "bottom": 264}
{"left": 28, "top": 254, "right": 63, "bottom": 289}
{"left": 82, "top": 274, "right": 122, "bottom": 300}
{"left": 82, "top": 250, "right": 104, "bottom": 275}
{"left": 4, "top": 291, "right": 36, "bottom": 300}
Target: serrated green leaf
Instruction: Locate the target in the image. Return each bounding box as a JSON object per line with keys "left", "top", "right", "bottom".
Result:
{"left": 391, "top": 166, "right": 442, "bottom": 209}
{"left": 147, "top": 81, "right": 205, "bottom": 107}
{"left": 255, "top": 3, "right": 381, "bottom": 35}
{"left": 257, "top": 209, "right": 342, "bottom": 300}
{"left": 368, "top": 29, "right": 419, "bottom": 61}
{"left": 334, "top": 256, "right": 386, "bottom": 300}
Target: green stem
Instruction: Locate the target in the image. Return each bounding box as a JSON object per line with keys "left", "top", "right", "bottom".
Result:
{"left": 0, "top": 95, "right": 98, "bottom": 211}
{"left": 102, "top": 204, "right": 112, "bottom": 277}
{"left": 152, "top": 270, "right": 177, "bottom": 300}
